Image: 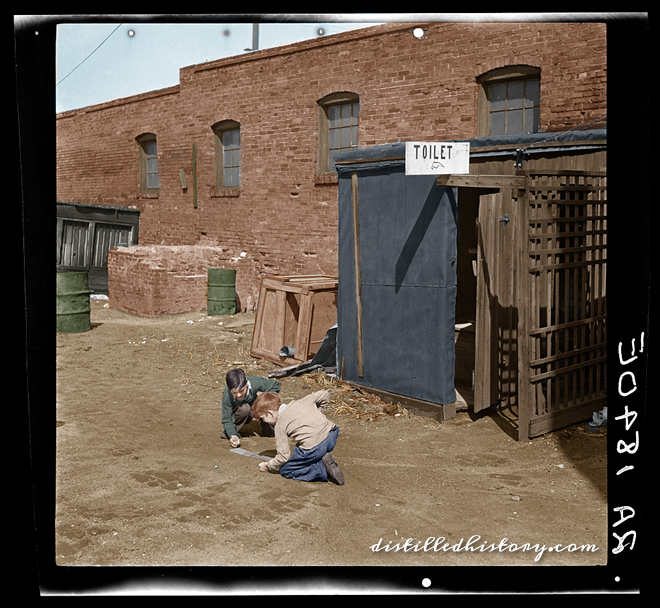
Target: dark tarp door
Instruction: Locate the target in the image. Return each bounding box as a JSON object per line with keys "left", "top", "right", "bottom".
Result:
{"left": 337, "top": 149, "right": 458, "bottom": 405}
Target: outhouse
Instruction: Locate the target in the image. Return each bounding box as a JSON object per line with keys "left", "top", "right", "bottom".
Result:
{"left": 335, "top": 130, "right": 607, "bottom": 440}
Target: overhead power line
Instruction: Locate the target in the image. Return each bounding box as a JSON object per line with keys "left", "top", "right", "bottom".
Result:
{"left": 56, "top": 23, "right": 123, "bottom": 87}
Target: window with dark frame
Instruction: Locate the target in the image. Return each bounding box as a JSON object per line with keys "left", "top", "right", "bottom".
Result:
{"left": 478, "top": 67, "right": 540, "bottom": 137}
{"left": 214, "top": 121, "right": 240, "bottom": 189}
{"left": 318, "top": 93, "right": 360, "bottom": 175}
{"left": 137, "top": 133, "right": 159, "bottom": 194}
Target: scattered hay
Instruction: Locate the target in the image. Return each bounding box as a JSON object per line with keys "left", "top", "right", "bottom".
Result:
{"left": 330, "top": 400, "right": 359, "bottom": 417}
{"left": 307, "top": 371, "right": 413, "bottom": 421}
{"left": 304, "top": 370, "right": 345, "bottom": 391}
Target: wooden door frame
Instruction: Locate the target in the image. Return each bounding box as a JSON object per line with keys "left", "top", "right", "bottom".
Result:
{"left": 441, "top": 175, "right": 527, "bottom": 420}
{"left": 438, "top": 170, "right": 607, "bottom": 440}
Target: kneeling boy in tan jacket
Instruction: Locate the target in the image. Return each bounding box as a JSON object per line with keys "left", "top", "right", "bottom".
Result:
{"left": 251, "top": 390, "right": 344, "bottom": 485}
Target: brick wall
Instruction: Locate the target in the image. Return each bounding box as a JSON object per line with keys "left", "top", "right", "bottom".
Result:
{"left": 57, "top": 21, "right": 607, "bottom": 314}
{"left": 107, "top": 245, "right": 263, "bottom": 316}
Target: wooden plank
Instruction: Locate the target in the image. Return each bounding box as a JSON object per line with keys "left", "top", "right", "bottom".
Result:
{"left": 250, "top": 280, "right": 268, "bottom": 357}
{"left": 303, "top": 282, "right": 340, "bottom": 291}
{"left": 529, "top": 224, "right": 607, "bottom": 234}
{"left": 250, "top": 347, "right": 299, "bottom": 368}
{"left": 267, "top": 361, "right": 314, "bottom": 378}
{"left": 528, "top": 396, "right": 607, "bottom": 437}
{"left": 351, "top": 172, "right": 364, "bottom": 378}
{"left": 261, "top": 276, "right": 338, "bottom": 294}
{"left": 529, "top": 215, "right": 608, "bottom": 224}
{"left": 286, "top": 278, "right": 337, "bottom": 285}
{"left": 334, "top": 155, "right": 405, "bottom": 166}
{"left": 474, "top": 196, "right": 501, "bottom": 412}
{"left": 528, "top": 315, "right": 606, "bottom": 336}
{"left": 56, "top": 218, "right": 63, "bottom": 265}
{"left": 541, "top": 199, "right": 552, "bottom": 417}
{"left": 344, "top": 381, "right": 455, "bottom": 422}
{"left": 527, "top": 184, "right": 607, "bottom": 192}
{"left": 261, "top": 278, "right": 306, "bottom": 294}
{"left": 502, "top": 188, "right": 518, "bottom": 406}
{"left": 529, "top": 258, "right": 608, "bottom": 273}
{"left": 295, "top": 293, "right": 313, "bottom": 361}
{"left": 516, "top": 188, "right": 532, "bottom": 441}
{"left": 437, "top": 174, "right": 526, "bottom": 189}
{"left": 473, "top": 217, "right": 488, "bottom": 411}
{"left": 530, "top": 343, "right": 607, "bottom": 367}
{"left": 284, "top": 276, "right": 334, "bottom": 280}
{"left": 562, "top": 255, "right": 571, "bottom": 407}
{"left": 529, "top": 355, "right": 607, "bottom": 382}
{"left": 529, "top": 244, "right": 606, "bottom": 256}
{"left": 282, "top": 275, "right": 337, "bottom": 283}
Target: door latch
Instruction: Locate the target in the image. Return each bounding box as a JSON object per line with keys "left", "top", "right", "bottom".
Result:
{"left": 498, "top": 213, "right": 510, "bottom": 225}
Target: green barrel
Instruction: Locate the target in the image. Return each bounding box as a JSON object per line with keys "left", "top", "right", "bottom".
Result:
{"left": 207, "top": 268, "right": 237, "bottom": 316}
{"left": 56, "top": 272, "right": 92, "bottom": 333}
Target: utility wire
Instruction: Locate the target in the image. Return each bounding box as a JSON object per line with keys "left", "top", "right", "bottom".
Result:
{"left": 56, "top": 23, "right": 123, "bottom": 87}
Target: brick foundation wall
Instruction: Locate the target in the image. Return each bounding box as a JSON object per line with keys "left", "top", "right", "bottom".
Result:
{"left": 107, "top": 245, "right": 263, "bottom": 317}
{"left": 58, "top": 21, "right": 606, "bottom": 314}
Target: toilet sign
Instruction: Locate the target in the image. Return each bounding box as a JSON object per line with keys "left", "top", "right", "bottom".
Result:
{"left": 405, "top": 141, "right": 470, "bottom": 175}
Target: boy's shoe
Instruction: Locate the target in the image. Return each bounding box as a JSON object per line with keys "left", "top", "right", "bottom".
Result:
{"left": 322, "top": 453, "right": 345, "bottom": 485}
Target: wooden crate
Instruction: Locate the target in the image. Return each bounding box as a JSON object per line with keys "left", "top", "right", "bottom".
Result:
{"left": 250, "top": 275, "right": 338, "bottom": 366}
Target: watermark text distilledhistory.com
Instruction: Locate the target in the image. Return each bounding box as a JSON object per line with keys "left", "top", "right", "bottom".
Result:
{"left": 369, "top": 535, "right": 599, "bottom": 562}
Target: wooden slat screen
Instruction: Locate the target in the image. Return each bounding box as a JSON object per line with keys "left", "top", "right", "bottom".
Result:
{"left": 525, "top": 170, "right": 607, "bottom": 436}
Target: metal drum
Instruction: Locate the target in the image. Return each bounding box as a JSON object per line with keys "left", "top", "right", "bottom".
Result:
{"left": 56, "top": 272, "right": 92, "bottom": 333}
{"left": 207, "top": 268, "right": 237, "bottom": 316}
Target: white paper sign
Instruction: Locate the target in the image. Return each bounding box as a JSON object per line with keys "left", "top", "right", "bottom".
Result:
{"left": 405, "top": 141, "right": 470, "bottom": 175}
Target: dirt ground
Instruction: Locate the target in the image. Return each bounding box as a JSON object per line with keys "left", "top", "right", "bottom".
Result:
{"left": 53, "top": 298, "right": 608, "bottom": 588}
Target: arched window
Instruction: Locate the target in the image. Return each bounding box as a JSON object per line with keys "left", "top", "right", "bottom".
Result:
{"left": 213, "top": 120, "right": 240, "bottom": 188}
{"left": 137, "top": 133, "right": 159, "bottom": 193}
{"left": 318, "top": 92, "right": 360, "bottom": 175}
{"left": 477, "top": 66, "right": 540, "bottom": 137}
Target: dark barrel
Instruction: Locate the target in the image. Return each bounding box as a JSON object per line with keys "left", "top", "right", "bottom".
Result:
{"left": 207, "top": 268, "right": 237, "bottom": 316}
{"left": 56, "top": 272, "right": 92, "bottom": 333}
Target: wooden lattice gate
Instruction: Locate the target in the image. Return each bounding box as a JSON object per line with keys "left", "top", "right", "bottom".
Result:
{"left": 519, "top": 169, "right": 607, "bottom": 439}
{"left": 456, "top": 169, "right": 607, "bottom": 440}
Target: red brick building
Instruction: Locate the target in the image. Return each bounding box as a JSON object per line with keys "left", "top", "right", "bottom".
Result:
{"left": 56, "top": 21, "right": 607, "bottom": 315}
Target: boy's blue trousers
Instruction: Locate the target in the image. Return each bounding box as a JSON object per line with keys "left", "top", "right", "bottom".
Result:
{"left": 279, "top": 426, "right": 339, "bottom": 482}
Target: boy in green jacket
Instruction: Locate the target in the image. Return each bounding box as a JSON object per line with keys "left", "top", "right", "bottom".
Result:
{"left": 221, "top": 368, "right": 280, "bottom": 448}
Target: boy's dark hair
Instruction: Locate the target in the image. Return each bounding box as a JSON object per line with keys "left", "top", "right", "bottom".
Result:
{"left": 252, "top": 392, "right": 281, "bottom": 419}
{"left": 226, "top": 368, "right": 247, "bottom": 390}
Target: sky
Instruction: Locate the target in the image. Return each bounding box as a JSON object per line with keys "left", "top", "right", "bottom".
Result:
{"left": 53, "top": 18, "right": 391, "bottom": 113}
{"left": 42, "top": 13, "right": 617, "bottom": 114}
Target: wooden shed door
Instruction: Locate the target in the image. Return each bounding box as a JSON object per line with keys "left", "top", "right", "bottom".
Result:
{"left": 521, "top": 170, "right": 608, "bottom": 438}
{"left": 473, "top": 191, "right": 520, "bottom": 413}
{"left": 472, "top": 170, "right": 607, "bottom": 438}
{"left": 88, "top": 222, "right": 134, "bottom": 292}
